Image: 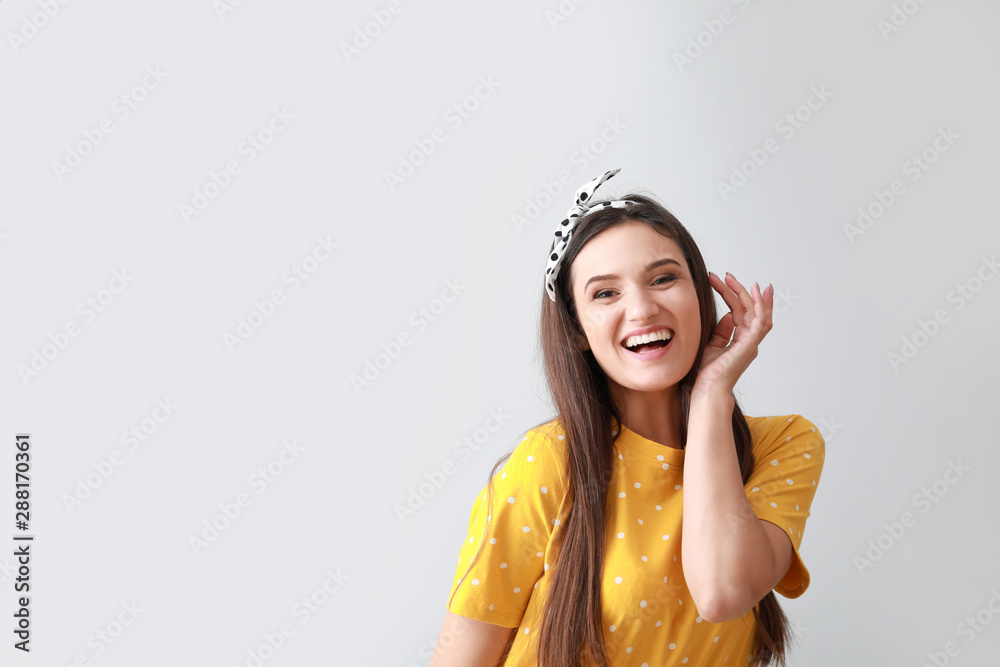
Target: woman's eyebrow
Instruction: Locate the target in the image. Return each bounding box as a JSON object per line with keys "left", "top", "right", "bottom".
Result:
{"left": 584, "top": 258, "right": 682, "bottom": 290}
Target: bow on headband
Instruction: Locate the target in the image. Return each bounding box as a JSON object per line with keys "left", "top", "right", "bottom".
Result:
{"left": 544, "top": 168, "right": 636, "bottom": 302}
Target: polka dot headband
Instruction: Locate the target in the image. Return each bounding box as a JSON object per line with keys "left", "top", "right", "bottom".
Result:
{"left": 544, "top": 167, "right": 637, "bottom": 302}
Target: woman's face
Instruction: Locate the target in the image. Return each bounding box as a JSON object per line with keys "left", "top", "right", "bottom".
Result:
{"left": 570, "top": 221, "right": 702, "bottom": 400}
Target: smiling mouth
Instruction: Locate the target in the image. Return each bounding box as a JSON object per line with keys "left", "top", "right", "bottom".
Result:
{"left": 625, "top": 338, "right": 670, "bottom": 353}
{"left": 622, "top": 330, "right": 673, "bottom": 353}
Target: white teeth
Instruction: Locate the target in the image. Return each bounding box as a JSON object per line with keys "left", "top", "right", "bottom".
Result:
{"left": 624, "top": 330, "right": 673, "bottom": 348}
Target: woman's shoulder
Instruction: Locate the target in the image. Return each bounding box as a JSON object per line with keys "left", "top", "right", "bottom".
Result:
{"left": 510, "top": 417, "right": 570, "bottom": 467}
{"left": 522, "top": 416, "right": 566, "bottom": 442}
{"left": 491, "top": 417, "right": 572, "bottom": 488}
{"left": 743, "top": 413, "right": 825, "bottom": 454}
{"left": 481, "top": 417, "right": 573, "bottom": 514}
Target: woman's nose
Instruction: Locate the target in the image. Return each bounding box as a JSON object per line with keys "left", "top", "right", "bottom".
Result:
{"left": 624, "top": 287, "right": 660, "bottom": 320}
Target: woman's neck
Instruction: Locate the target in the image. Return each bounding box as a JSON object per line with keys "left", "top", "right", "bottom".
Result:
{"left": 612, "top": 384, "right": 684, "bottom": 450}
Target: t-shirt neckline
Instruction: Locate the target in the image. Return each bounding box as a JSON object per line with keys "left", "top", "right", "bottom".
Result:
{"left": 611, "top": 417, "right": 686, "bottom": 468}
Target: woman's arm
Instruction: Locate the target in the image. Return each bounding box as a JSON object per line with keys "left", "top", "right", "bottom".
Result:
{"left": 681, "top": 276, "right": 787, "bottom": 622}
{"left": 429, "top": 611, "right": 515, "bottom": 667}
{"left": 680, "top": 388, "right": 792, "bottom": 623}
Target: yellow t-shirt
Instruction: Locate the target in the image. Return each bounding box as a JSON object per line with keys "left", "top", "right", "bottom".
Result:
{"left": 446, "top": 413, "right": 825, "bottom": 666}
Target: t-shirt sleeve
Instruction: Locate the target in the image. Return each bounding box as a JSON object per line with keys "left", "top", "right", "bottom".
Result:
{"left": 446, "top": 423, "right": 570, "bottom": 628}
{"left": 744, "top": 414, "right": 825, "bottom": 599}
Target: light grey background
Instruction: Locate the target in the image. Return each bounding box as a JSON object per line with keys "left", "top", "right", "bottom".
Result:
{"left": 1, "top": 0, "right": 998, "bottom": 665}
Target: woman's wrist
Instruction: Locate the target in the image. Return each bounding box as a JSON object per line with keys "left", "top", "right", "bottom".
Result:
{"left": 690, "top": 382, "right": 735, "bottom": 410}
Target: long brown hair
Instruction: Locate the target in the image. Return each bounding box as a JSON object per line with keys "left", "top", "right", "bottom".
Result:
{"left": 450, "top": 193, "right": 792, "bottom": 666}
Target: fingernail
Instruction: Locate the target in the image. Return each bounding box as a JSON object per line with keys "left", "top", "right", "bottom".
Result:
{"left": 708, "top": 271, "right": 719, "bottom": 280}
{"left": 753, "top": 282, "right": 759, "bottom": 293}
{"left": 726, "top": 272, "right": 736, "bottom": 281}
{"left": 767, "top": 283, "right": 774, "bottom": 295}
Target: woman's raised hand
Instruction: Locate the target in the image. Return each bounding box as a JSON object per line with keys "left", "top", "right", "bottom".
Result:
{"left": 692, "top": 271, "right": 774, "bottom": 397}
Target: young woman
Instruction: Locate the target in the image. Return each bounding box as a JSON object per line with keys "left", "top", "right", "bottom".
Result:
{"left": 431, "top": 169, "right": 825, "bottom": 667}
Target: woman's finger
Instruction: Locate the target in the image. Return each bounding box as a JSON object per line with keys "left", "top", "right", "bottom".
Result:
{"left": 745, "top": 282, "right": 773, "bottom": 340}
{"left": 707, "top": 271, "right": 746, "bottom": 326}
{"left": 724, "top": 273, "right": 756, "bottom": 323}
{"left": 709, "top": 311, "right": 735, "bottom": 348}
{"left": 763, "top": 283, "right": 774, "bottom": 330}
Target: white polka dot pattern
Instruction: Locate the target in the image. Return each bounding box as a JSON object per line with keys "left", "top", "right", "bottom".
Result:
{"left": 445, "top": 414, "right": 825, "bottom": 665}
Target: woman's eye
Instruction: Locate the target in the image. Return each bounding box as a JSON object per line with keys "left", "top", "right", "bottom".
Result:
{"left": 594, "top": 276, "right": 676, "bottom": 300}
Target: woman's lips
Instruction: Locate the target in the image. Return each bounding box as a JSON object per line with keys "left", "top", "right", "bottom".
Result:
{"left": 622, "top": 336, "right": 673, "bottom": 360}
